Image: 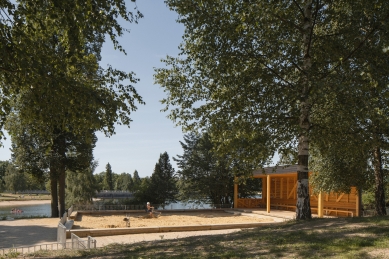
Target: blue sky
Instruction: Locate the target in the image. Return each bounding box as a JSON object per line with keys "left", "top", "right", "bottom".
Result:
{"left": 0, "top": 1, "right": 186, "bottom": 178}
{"left": 92, "top": 1, "right": 186, "bottom": 177}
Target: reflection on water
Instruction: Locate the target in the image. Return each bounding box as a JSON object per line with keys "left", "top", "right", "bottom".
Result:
{"left": 0, "top": 201, "right": 236, "bottom": 218}
{"left": 0, "top": 203, "right": 51, "bottom": 218}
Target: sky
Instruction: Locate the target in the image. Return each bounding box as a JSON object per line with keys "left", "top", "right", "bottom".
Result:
{"left": 0, "top": 1, "right": 187, "bottom": 178}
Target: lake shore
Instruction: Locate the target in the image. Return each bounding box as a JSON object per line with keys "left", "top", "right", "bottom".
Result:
{"left": 0, "top": 199, "right": 51, "bottom": 206}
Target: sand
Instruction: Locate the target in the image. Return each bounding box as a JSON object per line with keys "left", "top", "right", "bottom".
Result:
{"left": 0, "top": 200, "right": 289, "bottom": 250}
{"left": 0, "top": 200, "right": 51, "bottom": 206}
{"left": 74, "top": 211, "right": 274, "bottom": 229}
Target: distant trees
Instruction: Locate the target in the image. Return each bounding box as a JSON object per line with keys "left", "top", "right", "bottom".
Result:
{"left": 0, "top": 161, "right": 10, "bottom": 192}
{"left": 66, "top": 161, "right": 99, "bottom": 207}
{"left": 104, "top": 163, "right": 114, "bottom": 191}
{"left": 149, "top": 152, "right": 178, "bottom": 206}
{"left": 4, "top": 164, "right": 26, "bottom": 194}
{"left": 132, "top": 170, "right": 141, "bottom": 191}
{"left": 132, "top": 153, "right": 178, "bottom": 206}
{"left": 175, "top": 133, "right": 259, "bottom": 206}
{"left": 115, "top": 173, "right": 133, "bottom": 191}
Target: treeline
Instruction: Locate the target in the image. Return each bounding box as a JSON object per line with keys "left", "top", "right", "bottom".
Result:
{"left": 0, "top": 132, "right": 262, "bottom": 209}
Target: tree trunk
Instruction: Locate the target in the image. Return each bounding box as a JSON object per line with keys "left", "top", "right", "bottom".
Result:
{"left": 50, "top": 169, "right": 59, "bottom": 218}
{"left": 373, "top": 146, "right": 386, "bottom": 215}
{"left": 296, "top": 0, "right": 313, "bottom": 220}
{"left": 56, "top": 134, "right": 67, "bottom": 218}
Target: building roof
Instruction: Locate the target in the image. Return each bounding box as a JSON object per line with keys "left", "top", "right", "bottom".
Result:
{"left": 252, "top": 164, "right": 299, "bottom": 177}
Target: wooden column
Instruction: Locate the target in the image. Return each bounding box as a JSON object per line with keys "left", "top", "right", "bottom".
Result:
{"left": 234, "top": 177, "right": 238, "bottom": 209}
{"left": 318, "top": 191, "right": 324, "bottom": 218}
{"left": 267, "top": 175, "right": 271, "bottom": 213}
{"left": 356, "top": 188, "right": 361, "bottom": 217}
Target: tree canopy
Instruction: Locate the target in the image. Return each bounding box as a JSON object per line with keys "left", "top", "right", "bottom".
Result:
{"left": 156, "top": 0, "right": 389, "bottom": 219}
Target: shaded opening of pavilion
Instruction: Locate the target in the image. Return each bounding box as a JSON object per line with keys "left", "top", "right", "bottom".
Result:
{"left": 233, "top": 165, "right": 361, "bottom": 217}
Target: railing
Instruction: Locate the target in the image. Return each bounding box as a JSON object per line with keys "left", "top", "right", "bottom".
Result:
{"left": 1, "top": 236, "right": 97, "bottom": 256}
{"left": 70, "top": 234, "right": 97, "bottom": 249}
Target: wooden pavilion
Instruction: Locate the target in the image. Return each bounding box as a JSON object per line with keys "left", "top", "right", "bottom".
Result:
{"left": 233, "top": 165, "right": 361, "bottom": 217}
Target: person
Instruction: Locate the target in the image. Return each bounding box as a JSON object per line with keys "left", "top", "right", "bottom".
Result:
{"left": 146, "top": 202, "right": 161, "bottom": 218}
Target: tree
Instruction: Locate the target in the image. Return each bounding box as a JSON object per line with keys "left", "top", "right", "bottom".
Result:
{"left": 1, "top": 0, "right": 144, "bottom": 218}
{"left": 309, "top": 53, "right": 389, "bottom": 215}
{"left": 133, "top": 176, "right": 152, "bottom": 204}
{"left": 94, "top": 171, "right": 105, "bottom": 192}
{"left": 175, "top": 133, "right": 258, "bottom": 206}
{"left": 156, "top": 0, "right": 389, "bottom": 219}
{"left": 104, "top": 163, "right": 114, "bottom": 190}
{"left": 0, "top": 160, "right": 10, "bottom": 192}
{"left": 115, "top": 173, "right": 133, "bottom": 191}
{"left": 7, "top": 114, "right": 99, "bottom": 216}
{"left": 148, "top": 152, "right": 178, "bottom": 206}
{"left": 4, "top": 163, "right": 26, "bottom": 193}
{"left": 132, "top": 170, "right": 141, "bottom": 192}
{"left": 66, "top": 161, "right": 98, "bottom": 207}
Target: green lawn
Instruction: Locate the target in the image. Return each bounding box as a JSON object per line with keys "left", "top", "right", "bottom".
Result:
{"left": 28, "top": 216, "right": 389, "bottom": 259}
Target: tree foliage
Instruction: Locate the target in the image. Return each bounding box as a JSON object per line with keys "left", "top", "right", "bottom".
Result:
{"left": 175, "top": 133, "right": 260, "bottom": 206}
{"left": 2, "top": 0, "right": 144, "bottom": 217}
{"left": 156, "top": 0, "right": 389, "bottom": 219}
{"left": 66, "top": 161, "right": 98, "bottom": 207}
{"left": 115, "top": 172, "right": 134, "bottom": 191}
{"left": 104, "top": 163, "right": 114, "bottom": 191}
{"left": 148, "top": 152, "right": 178, "bottom": 206}
{"left": 4, "top": 163, "right": 25, "bottom": 193}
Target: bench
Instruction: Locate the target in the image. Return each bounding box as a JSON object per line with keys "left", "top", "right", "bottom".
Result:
{"left": 271, "top": 204, "right": 296, "bottom": 211}
{"left": 324, "top": 209, "right": 353, "bottom": 217}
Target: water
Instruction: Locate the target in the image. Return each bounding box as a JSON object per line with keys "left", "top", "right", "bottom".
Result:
{"left": 0, "top": 201, "right": 233, "bottom": 219}
{"left": 0, "top": 203, "right": 51, "bottom": 218}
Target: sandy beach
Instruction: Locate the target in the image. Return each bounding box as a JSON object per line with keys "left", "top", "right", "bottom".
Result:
{"left": 0, "top": 200, "right": 51, "bottom": 206}
{"left": 0, "top": 200, "right": 292, "bottom": 251}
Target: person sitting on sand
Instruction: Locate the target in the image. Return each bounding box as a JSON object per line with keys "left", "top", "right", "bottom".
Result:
{"left": 146, "top": 202, "right": 161, "bottom": 218}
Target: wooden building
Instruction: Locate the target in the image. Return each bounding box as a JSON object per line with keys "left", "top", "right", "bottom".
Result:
{"left": 234, "top": 165, "right": 360, "bottom": 217}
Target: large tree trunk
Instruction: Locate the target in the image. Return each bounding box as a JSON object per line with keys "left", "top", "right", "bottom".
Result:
{"left": 58, "top": 168, "right": 66, "bottom": 217}
{"left": 373, "top": 146, "right": 386, "bottom": 216}
{"left": 296, "top": 1, "right": 313, "bottom": 220}
{"left": 56, "top": 134, "right": 67, "bottom": 218}
{"left": 50, "top": 169, "right": 59, "bottom": 218}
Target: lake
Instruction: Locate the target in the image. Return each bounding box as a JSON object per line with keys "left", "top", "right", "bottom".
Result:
{"left": 0, "top": 203, "right": 51, "bottom": 218}
{"left": 0, "top": 201, "right": 235, "bottom": 218}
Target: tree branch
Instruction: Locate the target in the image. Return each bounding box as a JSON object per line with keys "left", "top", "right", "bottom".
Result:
{"left": 292, "top": 0, "right": 305, "bottom": 18}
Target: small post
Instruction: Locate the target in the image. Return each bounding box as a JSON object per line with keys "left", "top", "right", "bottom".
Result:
{"left": 234, "top": 176, "right": 238, "bottom": 208}
{"left": 318, "top": 191, "right": 324, "bottom": 218}
{"left": 267, "top": 175, "right": 271, "bottom": 213}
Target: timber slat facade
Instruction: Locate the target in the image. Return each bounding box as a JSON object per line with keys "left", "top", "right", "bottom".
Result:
{"left": 234, "top": 165, "right": 360, "bottom": 217}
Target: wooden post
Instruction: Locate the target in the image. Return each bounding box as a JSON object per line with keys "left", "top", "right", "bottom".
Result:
{"left": 356, "top": 188, "right": 360, "bottom": 217}
{"left": 318, "top": 191, "right": 324, "bottom": 218}
{"left": 267, "top": 175, "right": 271, "bottom": 213}
{"left": 234, "top": 177, "right": 238, "bottom": 209}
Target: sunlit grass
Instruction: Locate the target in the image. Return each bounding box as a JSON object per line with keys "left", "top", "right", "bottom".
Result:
{"left": 25, "top": 216, "right": 389, "bottom": 258}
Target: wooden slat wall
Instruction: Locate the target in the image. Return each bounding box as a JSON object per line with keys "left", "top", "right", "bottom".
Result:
{"left": 238, "top": 175, "right": 358, "bottom": 217}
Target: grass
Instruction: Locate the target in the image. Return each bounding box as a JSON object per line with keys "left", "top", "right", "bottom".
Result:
{"left": 24, "top": 216, "right": 389, "bottom": 259}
